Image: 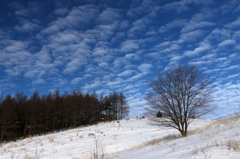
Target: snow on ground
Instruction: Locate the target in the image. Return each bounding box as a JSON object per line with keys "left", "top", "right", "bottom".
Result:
{"left": 107, "top": 116, "right": 240, "bottom": 159}
{"left": 0, "top": 116, "right": 239, "bottom": 159}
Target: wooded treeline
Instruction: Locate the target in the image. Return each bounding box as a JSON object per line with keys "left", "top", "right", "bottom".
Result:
{"left": 0, "top": 89, "right": 129, "bottom": 142}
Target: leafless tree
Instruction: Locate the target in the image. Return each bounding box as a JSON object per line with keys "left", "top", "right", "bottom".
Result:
{"left": 145, "top": 65, "right": 215, "bottom": 137}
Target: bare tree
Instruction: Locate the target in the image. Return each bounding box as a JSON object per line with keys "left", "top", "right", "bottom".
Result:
{"left": 145, "top": 65, "right": 215, "bottom": 137}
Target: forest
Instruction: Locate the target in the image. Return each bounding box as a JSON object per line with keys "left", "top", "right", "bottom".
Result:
{"left": 0, "top": 89, "right": 129, "bottom": 142}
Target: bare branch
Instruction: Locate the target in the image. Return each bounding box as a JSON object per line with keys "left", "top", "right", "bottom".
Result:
{"left": 145, "top": 65, "right": 215, "bottom": 137}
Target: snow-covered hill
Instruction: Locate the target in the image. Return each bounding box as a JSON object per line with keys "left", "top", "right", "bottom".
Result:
{"left": 0, "top": 116, "right": 239, "bottom": 159}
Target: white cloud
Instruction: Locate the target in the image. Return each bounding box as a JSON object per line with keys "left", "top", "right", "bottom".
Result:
{"left": 99, "top": 62, "right": 109, "bottom": 68}
{"left": 71, "top": 77, "right": 82, "bottom": 85}
{"left": 106, "top": 78, "right": 123, "bottom": 87}
{"left": 188, "top": 60, "right": 208, "bottom": 66}
{"left": 120, "top": 40, "right": 139, "bottom": 52}
{"left": 128, "top": 74, "right": 143, "bottom": 81}
{"left": 96, "top": 8, "right": 122, "bottom": 24}
{"left": 63, "top": 58, "right": 87, "bottom": 74}
{"left": 93, "top": 47, "right": 108, "bottom": 56}
{"left": 218, "top": 39, "right": 236, "bottom": 47}
{"left": 170, "top": 55, "right": 184, "bottom": 62}
{"left": 161, "top": 1, "right": 189, "bottom": 13}
{"left": 227, "top": 73, "right": 240, "bottom": 79}
{"left": 49, "top": 30, "right": 82, "bottom": 44}
{"left": 32, "top": 79, "right": 46, "bottom": 85}
{"left": 82, "top": 80, "right": 101, "bottom": 90}
{"left": 178, "top": 29, "right": 206, "bottom": 43}
{"left": 41, "top": 17, "right": 69, "bottom": 35}
{"left": 124, "top": 85, "right": 134, "bottom": 90}
{"left": 14, "top": 19, "right": 40, "bottom": 32}
{"left": 66, "top": 4, "right": 99, "bottom": 28}
{"left": 118, "top": 70, "right": 135, "bottom": 77}
{"left": 181, "top": 21, "right": 215, "bottom": 33}
{"left": 225, "top": 16, "right": 240, "bottom": 28}
{"left": 159, "top": 19, "right": 187, "bottom": 33}
{"left": 206, "top": 28, "right": 231, "bottom": 41}
{"left": 138, "top": 63, "right": 152, "bottom": 75}
{"left": 184, "top": 42, "right": 211, "bottom": 57}
{"left": 53, "top": 8, "right": 69, "bottom": 16}
{"left": 225, "top": 65, "right": 239, "bottom": 71}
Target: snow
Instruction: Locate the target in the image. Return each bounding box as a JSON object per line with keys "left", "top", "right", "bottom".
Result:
{"left": 0, "top": 116, "right": 240, "bottom": 159}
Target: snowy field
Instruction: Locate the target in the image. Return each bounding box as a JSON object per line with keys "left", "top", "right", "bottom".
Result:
{"left": 0, "top": 116, "right": 240, "bottom": 159}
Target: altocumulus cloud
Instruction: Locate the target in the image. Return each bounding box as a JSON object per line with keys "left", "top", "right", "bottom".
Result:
{"left": 0, "top": 0, "right": 239, "bottom": 118}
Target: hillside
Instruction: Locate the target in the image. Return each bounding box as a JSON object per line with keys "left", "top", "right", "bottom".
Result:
{"left": 0, "top": 117, "right": 239, "bottom": 159}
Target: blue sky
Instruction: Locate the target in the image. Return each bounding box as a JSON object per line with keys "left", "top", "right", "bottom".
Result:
{"left": 0, "top": 0, "right": 240, "bottom": 118}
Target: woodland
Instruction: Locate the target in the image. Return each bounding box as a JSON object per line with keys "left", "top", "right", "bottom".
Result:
{"left": 0, "top": 89, "right": 129, "bottom": 142}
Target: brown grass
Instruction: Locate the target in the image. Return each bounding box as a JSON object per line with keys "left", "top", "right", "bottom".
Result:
{"left": 189, "top": 115, "right": 240, "bottom": 136}
{"left": 227, "top": 140, "right": 240, "bottom": 151}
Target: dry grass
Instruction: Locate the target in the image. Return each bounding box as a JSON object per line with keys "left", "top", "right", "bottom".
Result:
{"left": 214, "top": 115, "right": 240, "bottom": 126}
{"left": 227, "top": 140, "right": 240, "bottom": 151}
{"left": 147, "top": 139, "right": 160, "bottom": 145}
{"left": 214, "top": 140, "right": 220, "bottom": 147}
{"left": 189, "top": 115, "right": 240, "bottom": 136}
{"left": 134, "top": 143, "right": 144, "bottom": 150}
{"left": 48, "top": 137, "right": 55, "bottom": 143}
{"left": 90, "top": 136, "right": 105, "bottom": 159}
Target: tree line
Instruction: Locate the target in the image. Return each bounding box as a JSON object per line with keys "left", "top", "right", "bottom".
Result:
{"left": 0, "top": 89, "right": 129, "bottom": 142}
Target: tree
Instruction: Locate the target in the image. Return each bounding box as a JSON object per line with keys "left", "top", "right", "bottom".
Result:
{"left": 119, "top": 92, "right": 129, "bottom": 119}
{"left": 156, "top": 111, "right": 162, "bottom": 118}
{"left": 145, "top": 65, "right": 215, "bottom": 137}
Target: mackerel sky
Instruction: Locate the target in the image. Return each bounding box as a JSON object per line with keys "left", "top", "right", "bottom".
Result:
{"left": 0, "top": 0, "right": 240, "bottom": 118}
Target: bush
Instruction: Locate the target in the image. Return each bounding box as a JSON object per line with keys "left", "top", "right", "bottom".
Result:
{"left": 156, "top": 111, "right": 163, "bottom": 118}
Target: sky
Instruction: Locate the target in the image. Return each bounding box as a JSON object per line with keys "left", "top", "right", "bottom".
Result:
{"left": 0, "top": 0, "right": 240, "bottom": 118}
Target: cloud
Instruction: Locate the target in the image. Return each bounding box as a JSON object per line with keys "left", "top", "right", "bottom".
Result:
{"left": 225, "top": 16, "right": 240, "bottom": 28}
{"left": 128, "top": 74, "right": 143, "bottom": 81}
{"left": 227, "top": 73, "right": 240, "bottom": 79}
{"left": 127, "top": 93, "right": 147, "bottom": 117}
{"left": 14, "top": 19, "right": 40, "bottom": 32}
{"left": 184, "top": 41, "right": 211, "bottom": 57}
{"left": 233, "top": 30, "right": 240, "bottom": 40}
{"left": 83, "top": 80, "right": 101, "bottom": 90}
{"left": 160, "top": 0, "right": 214, "bottom": 13}
{"left": 120, "top": 40, "right": 139, "bottom": 52}
{"left": 128, "top": 16, "right": 149, "bottom": 37}
{"left": 63, "top": 58, "right": 87, "bottom": 74}
{"left": 106, "top": 78, "right": 123, "bottom": 87}
{"left": 53, "top": 8, "right": 69, "bottom": 16}
{"left": 218, "top": 39, "right": 236, "bottom": 47}
{"left": 71, "top": 77, "right": 82, "bottom": 85}
{"left": 225, "top": 65, "right": 239, "bottom": 71}
{"left": 118, "top": 70, "right": 135, "bottom": 77}
{"left": 41, "top": 17, "right": 69, "bottom": 35}
{"left": 160, "top": 1, "right": 190, "bottom": 13}
{"left": 93, "top": 47, "right": 109, "bottom": 56}
{"left": 9, "top": 1, "right": 45, "bottom": 20}
{"left": 66, "top": 4, "right": 99, "bottom": 28}
{"left": 49, "top": 30, "right": 83, "bottom": 44}
{"left": 32, "top": 79, "right": 46, "bottom": 85}
{"left": 170, "top": 55, "right": 184, "bottom": 62}
{"left": 206, "top": 28, "right": 231, "bottom": 41}
{"left": 159, "top": 19, "right": 187, "bottom": 33}
{"left": 212, "top": 82, "right": 240, "bottom": 116}
{"left": 178, "top": 29, "right": 206, "bottom": 43}
{"left": 96, "top": 8, "right": 122, "bottom": 24}
{"left": 98, "top": 62, "right": 109, "bottom": 68}
{"left": 138, "top": 63, "right": 152, "bottom": 75}
{"left": 159, "top": 43, "right": 181, "bottom": 54}
{"left": 181, "top": 21, "right": 215, "bottom": 33}
{"left": 124, "top": 85, "right": 134, "bottom": 90}
{"left": 41, "top": 4, "right": 99, "bottom": 35}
